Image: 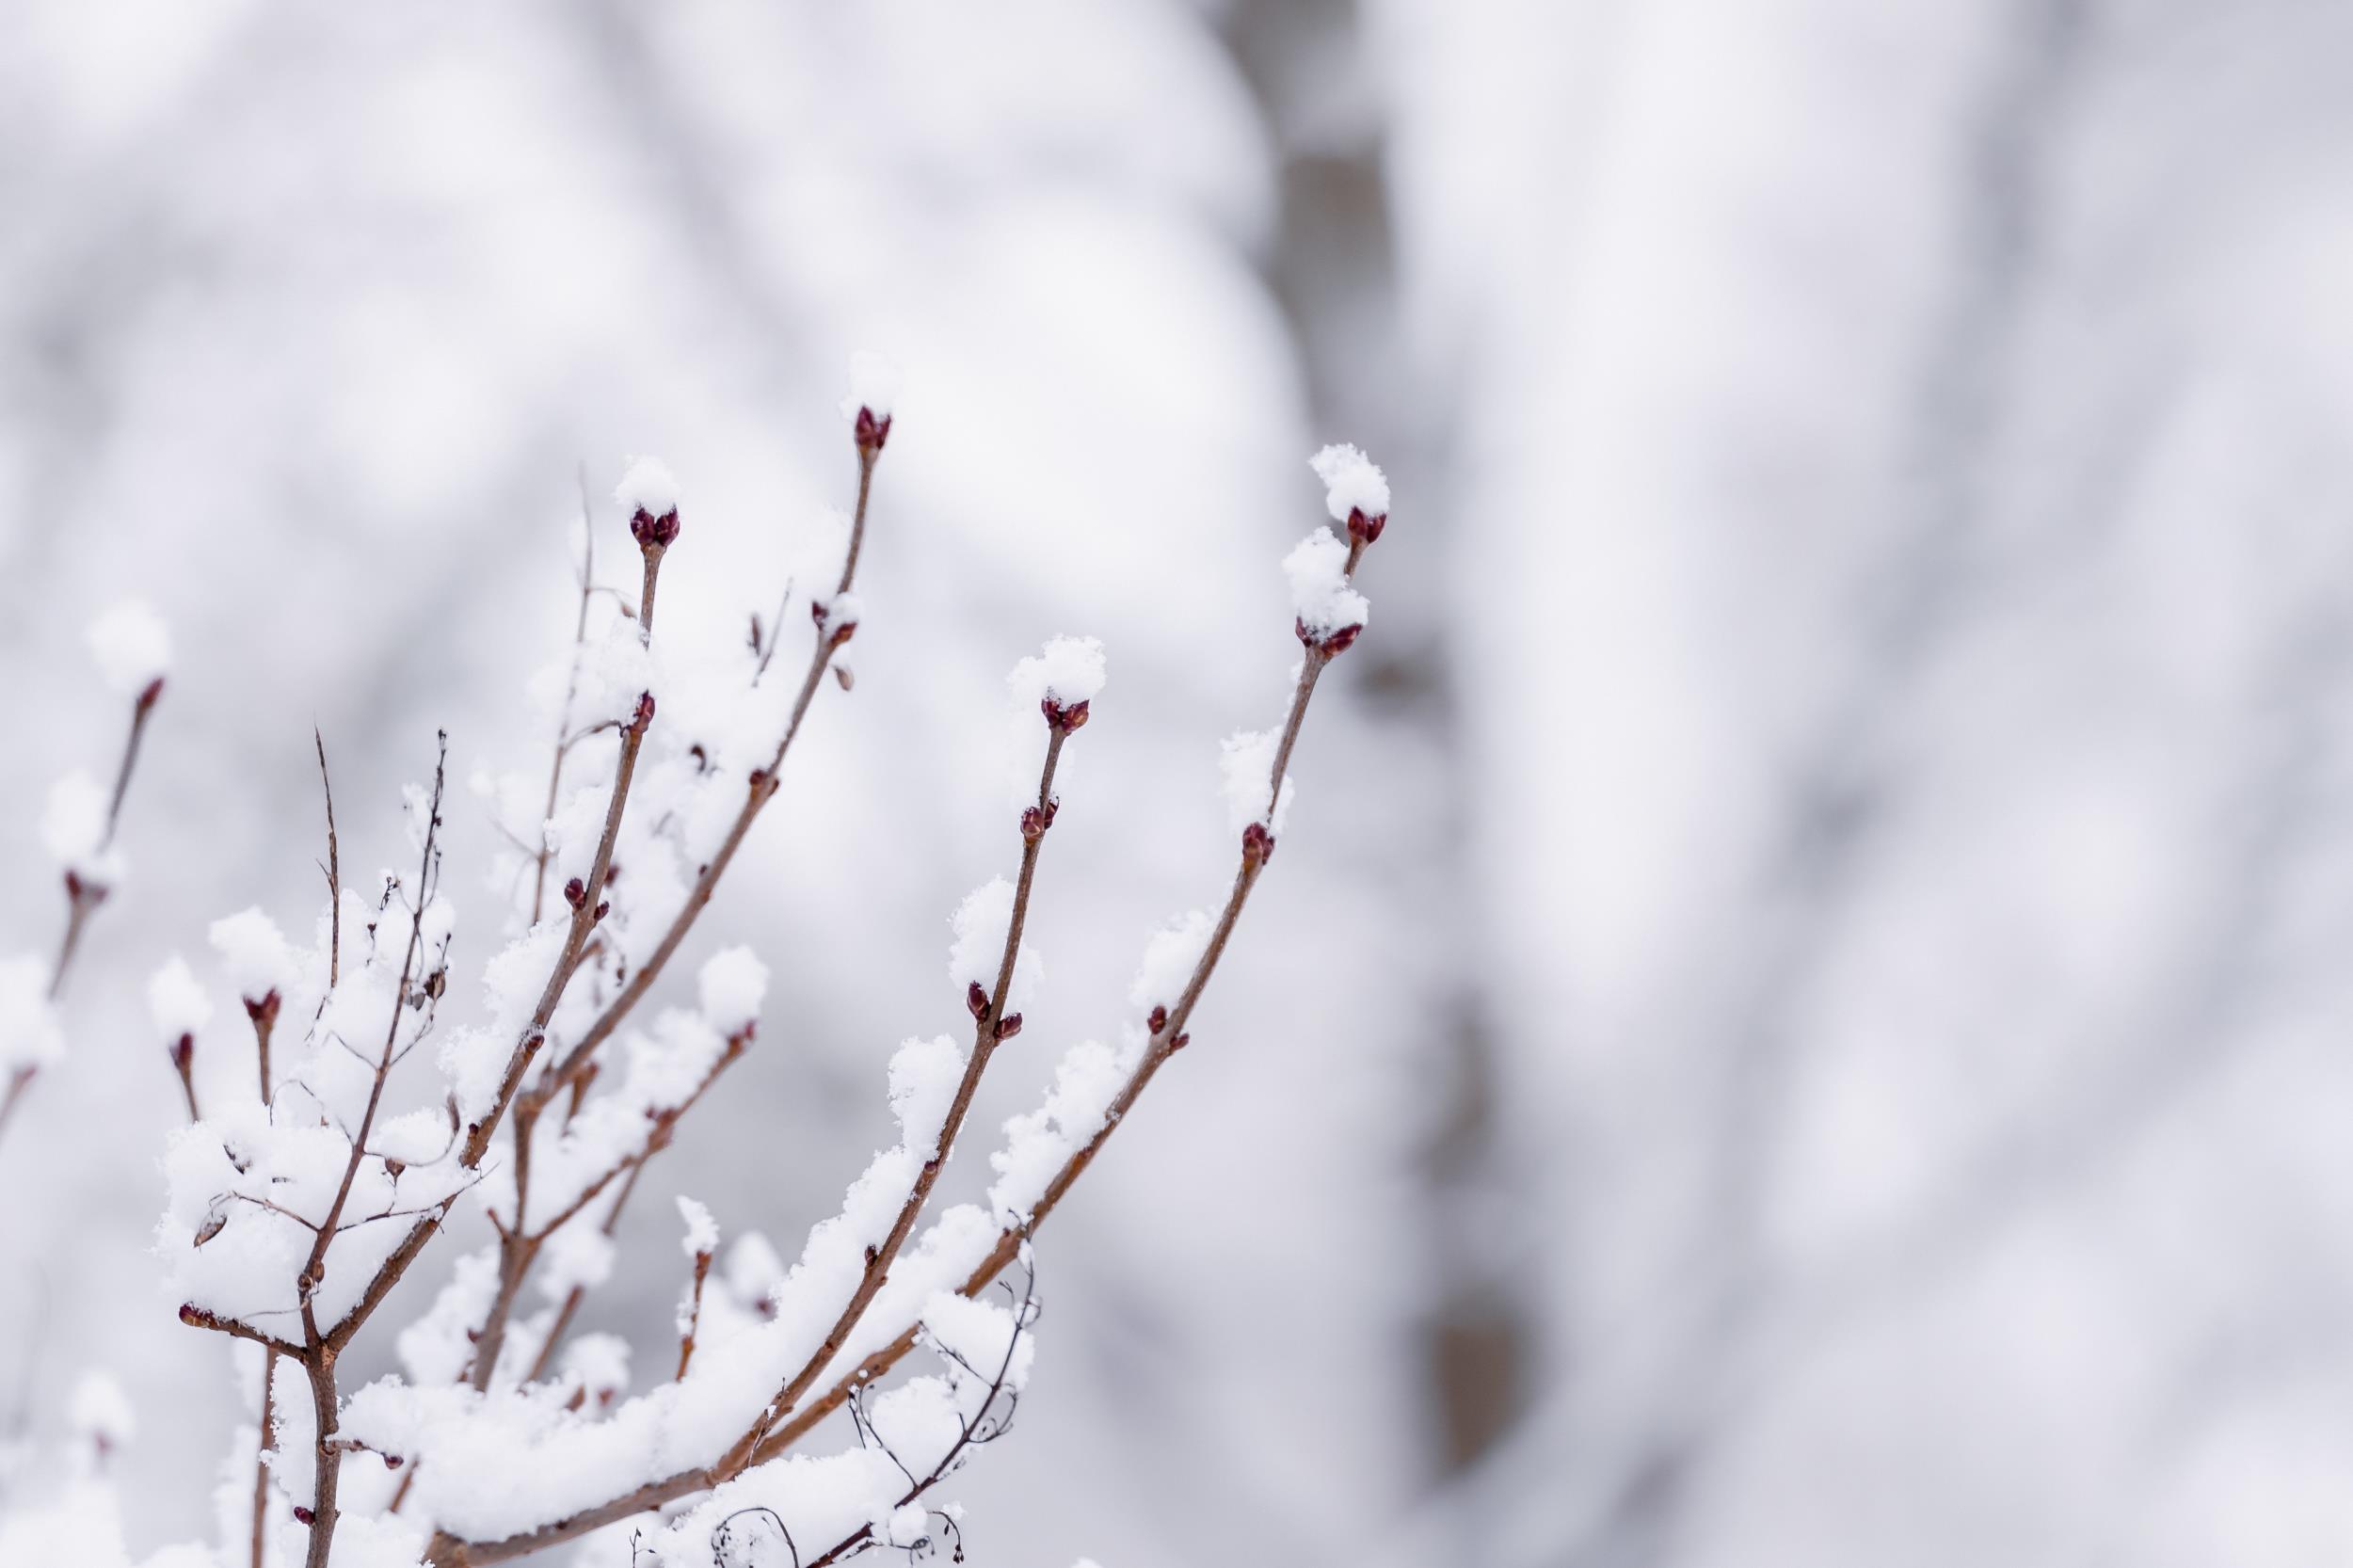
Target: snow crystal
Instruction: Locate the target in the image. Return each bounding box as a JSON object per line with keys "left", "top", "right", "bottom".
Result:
{"left": 1218, "top": 728, "right": 1295, "bottom": 835}
{"left": 614, "top": 455, "right": 680, "bottom": 519}
{"left": 840, "top": 349, "right": 902, "bottom": 421}
{"left": 1283, "top": 526, "right": 1370, "bottom": 638}
{"left": 41, "top": 770, "right": 111, "bottom": 873}
{"left": 208, "top": 907, "right": 298, "bottom": 1002}
{"left": 1309, "top": 441, "right": 1390, "bottom": 522}
{"left": 678, "top": 1195, "right": 719, "bottom": 1258}
{"left": 888, "top": 1036, "right": 965, "bottom": 1158}
{"left": 0, "top": 955, "right": 65, "bottom": 1073}
{"left": 1129, "top": 911, "right": 1212, "bottom": 1016}
{"left": 86, "top": 600, "right": 171, "bottom": 697}
{"left": 696, "top": 947, "right": 768, "bottom": 1037}
{"left": 947, "top": 877, "right": 1042, "bottom": 1015}
{"left": 1007, "top": 635, "right": 1107, "bottom": 712}
{"left": 145, "top": 955, "right": 212, "bottom": 1043}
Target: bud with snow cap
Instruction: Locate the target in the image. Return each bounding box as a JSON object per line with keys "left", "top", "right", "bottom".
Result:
{"left": 813, "top": 591, "right": 862, "bottom": 650}
{"left": 841, "top": 349, "right": 901, "bottom": 455}
{"left": 88, "top": 599, "right": 171, "bottom": 711}
{"left": 1310, "top": 441, "right": 1390, "bottom": 547}
{"left": 1284, "top": 526, "right": 1369, "bottom": 655}
{"left": 1010, "top": 635, "right": 1106, "bottom": 735}
{"left": 614, "top": 456, "right": 681, "bottom": 549}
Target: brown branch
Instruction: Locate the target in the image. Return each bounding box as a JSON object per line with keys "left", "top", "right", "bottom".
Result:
{"left": 251, "top": 1352, "right": 278, "bottom": 1568}
{"left": 716, "top": 720, "right": 1065, "bottom": 1476}
{"left": 460, "top": 537, "right": 669, "bottom": 1170}
{"left": 535, "top": 482, "right": 600, "bottom": 926}
{"left": 529, "top": 443, "right": 882, "bottom": 1103}
{"left": 677, "top": 1243, "right": 713, "bottom": 1381}
{"left": 465, "top": 1025, "right": 747, "bottom": 1391}
{"left": 317, "top": 728, "right": 341, "bottom": 992}
{"left": 293, "top": 731, "right": 449, "bottom": 1568}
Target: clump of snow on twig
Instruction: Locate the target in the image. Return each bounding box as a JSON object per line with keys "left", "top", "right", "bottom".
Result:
{"left": 86, "top": 600, "right": 171, "bottom": 696}
{"left": 1283, "top": 527, "right": 1369, "bottom": 639}
{"left": 614, "top": 455, "right": 680, "bottom": 519}
{"left": 1218, "top": 728, "right": 1295, "bottom": 835}
{"left": 1309, "top": 441, "right": 1388, "bottom": 523}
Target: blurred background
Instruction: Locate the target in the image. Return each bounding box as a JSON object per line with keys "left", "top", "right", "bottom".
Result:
{"left": 6, "top": 0, "right": 2353, "bottom": 1563}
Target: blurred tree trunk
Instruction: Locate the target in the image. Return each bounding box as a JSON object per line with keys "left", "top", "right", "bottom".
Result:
{"left": 1218, "top": 0, "right": 1533, "bottom": 1492}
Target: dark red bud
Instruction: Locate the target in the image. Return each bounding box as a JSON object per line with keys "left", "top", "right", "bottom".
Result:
{"left": 1040, "top": 697, "right": 1091, "bottom": 733}
{"left": 564, "top": 877, "right": 587, "bottom": 910}
{"left": 1346, "top": 508, "right": 1386, "bottom": 546}
{"left": 137, "top": 676, "right": 166, "bottom": 711}
{"left": 634, "top": 691, "right": 657, "bottom": 728}
{"left": 1020, "top": 806, "right": 1046, "bottom": 843}
{"left": 1241, "top": 822, "right": 1276, "bottom": 864}
{"left": 1169, "top": 1032, "right": 1192, "bottom": 1052}
{"left": 994, "top": 1012, "right": 1024, "bottom": 1042}
{"left": 630, "top": 510, "right": 680, "bottom": 549}
{"left": 593, "top": 900, "right": 609, "bottom": 920}
{"left": 1146, "top": 1005, "right": 1168, "bottom": 1034}
{"left": 966, "top": 981, "right": 989, "bottom": 1020}
{"left": 244, "top": 989, "right": 281, "bottom": 1031}
{"left": 171, "top": 1033, "right": 194, "bottom": 1070}
{"left": 293, "top": 1506, "right": 314, "bottom": 1526}
{"left": 1323, "top": 623, "right": 1363, "bottom": 656}
{"left": 855, "top": 408, "right": 892, "bottom": 453}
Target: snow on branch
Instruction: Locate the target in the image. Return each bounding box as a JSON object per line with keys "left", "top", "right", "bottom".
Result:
{"left": 3, "top": 396, "right": 1390, "bottom": 1568}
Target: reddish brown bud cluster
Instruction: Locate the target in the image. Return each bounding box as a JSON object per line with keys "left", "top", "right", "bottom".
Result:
{"left": 1019, "top": 797, "right": 1060, "bottom": 844}
{"left": 993, "top": 1012, "right": 1024, "bottom": 1042}
{"left": 1347, "top": 506, "right": 1386, "bottom": 548}
{"left": 170, "top": 1032, "right": 195, "bottom": 1072}
{"left": 244, "top": 987, "right": 282, "bottom": 1034}
{"left": 854, "top": 407, "right": 892, "bottom": 455}
{"left": 632, "top": 690, "right": 658, "bottom": 729}
{"left": 811, "top": 599, "right": 858, "bottom": 650}
{"left": 1294, "top": 618, "right": 1363, "bottom": 657}
{"left": 62, "top": 868, "right": 110, "bottom": 907}
{"left": 1146, "top": 1004, "right": 1168, "bottom": 1034}
{"left": 563, "top": 876, "right": 587, "bottom": 910}
{"left": 136, "top": 675, "right": 166, "bottom": 712}
{"left": 1241, "top": 822, "right": 1276, "bottom": 865}
{"left": 1040, "top": 697, "right": 1090, "bottom": 733}
{"left": 966, "top": 980, "right": 989, "bottom": 1020}
{"left": 630, "top": 507, "right": 680, "bottom": 550}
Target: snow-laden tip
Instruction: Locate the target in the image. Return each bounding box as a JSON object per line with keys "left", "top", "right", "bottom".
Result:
{"left": 1007, "top": 634, "right": 1107, "bottom": 712}
{"left": 1310, "top": 442, "right": 1389, "bottom": 522}
{"left": 614, "top": 455, "right": 681, "bottom": 520}
{"left": 87, "top": 600, "right": 170, "bottom": 696}
{"left": 146, "top": 954, "right": 212, "bottom": 1042}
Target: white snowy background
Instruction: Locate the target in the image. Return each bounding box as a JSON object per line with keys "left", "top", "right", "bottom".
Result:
{"left": 6, "top": 0, "right": 2353, "bottom": 1564}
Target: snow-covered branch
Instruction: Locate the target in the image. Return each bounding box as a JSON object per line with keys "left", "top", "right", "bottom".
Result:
{"left": 7, "top": 366, "right": 1388, "bottom": 1568}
